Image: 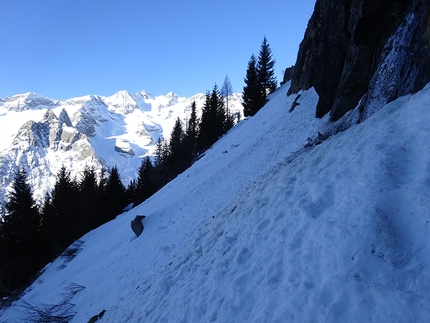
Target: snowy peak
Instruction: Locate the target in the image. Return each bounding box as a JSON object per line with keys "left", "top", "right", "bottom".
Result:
{"left": 104, "top": 90, "right": 138, "bottom": 114}
{"left": 0, "top": 89, "right": 243, "bottom": 203}
{"left": 0, "top": 92, "right": 59, "bottom": 112}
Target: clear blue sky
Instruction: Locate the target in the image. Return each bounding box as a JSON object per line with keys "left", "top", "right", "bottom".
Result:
{"left": 1, "top": 0, "right": 315, "bottom": 100}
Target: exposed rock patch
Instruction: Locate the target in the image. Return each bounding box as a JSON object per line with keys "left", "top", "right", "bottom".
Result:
{"left": 289, "top": 0, "right": 430, "bottom": 121}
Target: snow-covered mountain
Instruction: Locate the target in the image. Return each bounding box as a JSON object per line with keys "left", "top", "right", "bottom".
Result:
{"left": 0, "top": 90, "right": 243, "bottom": 203}
{"left": 1, "top": 82, "right": 429, "bottom": 322}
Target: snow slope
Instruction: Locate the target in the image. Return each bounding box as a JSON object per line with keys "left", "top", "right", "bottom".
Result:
{"left": 2, "top": 83, "right": 430, "bottom": 322}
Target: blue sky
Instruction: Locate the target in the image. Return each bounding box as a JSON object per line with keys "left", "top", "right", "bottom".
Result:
{"left": 1, "top": 0, "right": 315, "bottom": 100}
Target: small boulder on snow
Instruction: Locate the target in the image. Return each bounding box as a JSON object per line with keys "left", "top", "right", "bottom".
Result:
{"left": 131, "top": 215, "right": 146, "bottom": 237}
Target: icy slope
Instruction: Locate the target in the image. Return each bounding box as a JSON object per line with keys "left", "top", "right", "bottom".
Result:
{"left": 2, "top": 83, "right": 430, "bottom": 322}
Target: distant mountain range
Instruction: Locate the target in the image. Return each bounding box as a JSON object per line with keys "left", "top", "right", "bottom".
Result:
{"left": 0, "top": 90, "right": 243, "bottom": 203}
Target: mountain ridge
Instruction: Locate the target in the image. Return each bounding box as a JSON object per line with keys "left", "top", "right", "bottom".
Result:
{"left": 0, "top": 90, "right": 243, "bottom": 203}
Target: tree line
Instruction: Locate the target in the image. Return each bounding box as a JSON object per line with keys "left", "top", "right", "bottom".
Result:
{"left": 0, "top": 36, "right": 277, "bottom": 298}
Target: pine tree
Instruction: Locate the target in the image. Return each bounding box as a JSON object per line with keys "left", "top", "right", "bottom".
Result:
{"left": 135, "top": 157, "right": 156, "bottom": 204}
{"left": 198, "top": 84, "right": 226, "bottom": 151}
{"left": 78, "top": 165, "right": 101, "bottom": 231}
{"left": 242, "top": 37, "right": 277, "bottom": 117}
{"left": 197, "top": 91, "right": 213, "bottom": 151}
{"left": 49, "top": 165, "right": 81, "bottom": 250}
{"left": 169, "top": 118, "right": 185, "bottom": 162}
{"left": 103, "top": 166, "right": 126, "bottom": 221}
{"left": 154, "top": 137, "right": 170, "bottom": 189}
{"left": 257, "top": 36, "right": 277, "bottom": 98}
{"left": 0, "top": 169, "right": 42, "bottom": 294}
{"left": 212, "top": 84, "right": 226, "bottom": 136}
{"left": 242, "top": 54, "right": 264, "bottom": 117}
{"left": 169, "top": 117, "right": 187, "bottom": 176}
{"left": 184, "top": 101, "right": 199, "bottom": 165}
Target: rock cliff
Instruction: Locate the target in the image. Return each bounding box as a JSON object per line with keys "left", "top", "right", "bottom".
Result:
{"left": 289, "top": 0, "right": 430, "bottom": 121}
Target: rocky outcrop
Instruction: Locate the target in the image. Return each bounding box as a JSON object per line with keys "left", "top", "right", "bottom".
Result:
{"left": 289, "top": 0, "right": 430, "bottom": 121}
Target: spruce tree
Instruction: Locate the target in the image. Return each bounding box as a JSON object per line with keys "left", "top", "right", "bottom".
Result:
{"left": 184, "top": 101, "right": 199, "bottom": 165}
{"left": 50, "top": 165, "right": 80, "bottom": 250}
{"left": 103, "top": 166, "right": 126, "bottom": 221}
{"left": 78, "top": 165, "right": 101, "bottom": 231}
{"left": 197, "top": 91, "right": 213, "bottom": 151}
{"left": 154, "top": 137, "right": 170, "bottom": 189}
{"left": 169, "top": 117, "right": 187, "bottom": 175}
{"left": 0, "top": 169, "right": 42, "bottom": 293}
{"left": 135, "top": 157, "right": 156, "bottom": 204}
{"left": 198, "top": 85, "right": 226, "bottom": 151}
{"left": 257, "top": 36, "right": 277, "bottom": 98}
{"left": 212, "top": 84, "right": 226, "bottom": 137}
{"left": 242, "top": 54, "right": 263, "bottom": 117}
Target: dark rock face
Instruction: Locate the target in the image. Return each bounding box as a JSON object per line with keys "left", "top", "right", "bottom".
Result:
{"left": 289, "top": 0, "right": 430, "bottom": 121}
{"left": 281, "top": 66, "right": 295, "bottom": 85}
{"left": 131, "top": 215, "right": 146, "bottom": 237}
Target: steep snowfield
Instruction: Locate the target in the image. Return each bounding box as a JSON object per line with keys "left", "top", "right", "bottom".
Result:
{"left": 2, "top": 83, "right": 430, "bottom": 322}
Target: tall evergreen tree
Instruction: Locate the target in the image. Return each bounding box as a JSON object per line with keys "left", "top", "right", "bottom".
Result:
{"left": 78, "top": 165, "right": 101, "bottom": 231}
{"left": 212, "top": 84, "right": 226, "bottom": 136}
{"left": 154, "top": 137, "right": 170, "bottom": 189}
{"left": 135, "top": 157, "right": 156, "bottom": 204}
{"left": 197, "top": 91, "right": 213, "bottom": 151}
{"left": 243, "top": 54, "right": 263, "bottom": 117}
{"left": 198, "top": 84, "right": 226, "bottom": 151}
{"left": 49, "top": 165, "right": 81, "bottom": 250}
{"left": 0, "top": 169, "right": 42, "bottom": 294}
{"left": 169, "top": 117, "right": 187, "bottom": 175}
{"left": 257, "top": 36, "right": 277, "bottom": 98}
{"left": 169, "top": 118, "right": 185, "bottom": 162}
{"left": 103, "top": 166, "right": 126, "bottom": 221}
{"left": 184, "top": 101, "right": 199, "bottom": 165}
{"left": 242, "top": 37, "right": 277, "bottom": 117}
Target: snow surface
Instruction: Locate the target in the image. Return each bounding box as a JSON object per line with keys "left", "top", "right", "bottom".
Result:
{"left": 2, "top": 83, "right": 430, "bottom": 322}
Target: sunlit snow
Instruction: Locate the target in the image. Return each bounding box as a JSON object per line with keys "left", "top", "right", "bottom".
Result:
{"left": 1, "top": 83, "right": 430, "bottom": 322}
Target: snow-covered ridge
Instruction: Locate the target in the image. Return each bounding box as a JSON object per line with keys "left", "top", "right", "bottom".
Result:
{"left": 0, "top": 90, "right": 243, "bottom": 203}
{"left": 2, "top": 82, "right": 430, "bottom": 322}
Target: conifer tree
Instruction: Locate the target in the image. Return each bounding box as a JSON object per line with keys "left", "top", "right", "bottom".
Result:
{"left": 169, "top": 118, "right": 185, "bottom": 162}
{"left": 198, "top": 85, "right": 226, "bottom": 151}
{"left": 212, "top": 84, "right": 226, "bottom": 136}
{"left": 197, "top": 91, "right": 213, "bottom": 151}
{"left": 135, "top": 157, "right": 156, "bottom": 204}
{"left": 0, "top": 169, "right": 42, "bottom": 293}
{"left": 169, "top": 117, "right": 187, "bottom": 175}
{"left": 242, "top": 54, "right": 263, "bottom": 117}
{"left": 154, "top": 137, "right": 170, "bottom": 189}
{"left": 103, "top": 166, "right": 126, "bottom": 221}
{"left": 243, "top": 37, "right": 277, "bottom": 117}
{"left": 78, "top": 165, "right": 101, "bottom": 231}
{"left": 257, "top": 36, "right": 277, "bottom": 98}
{"left": 49, "top": 165, "right": 80, "bottom": 249}
{"left": 184, "top": 101, "right": 199, "bottom": 165}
